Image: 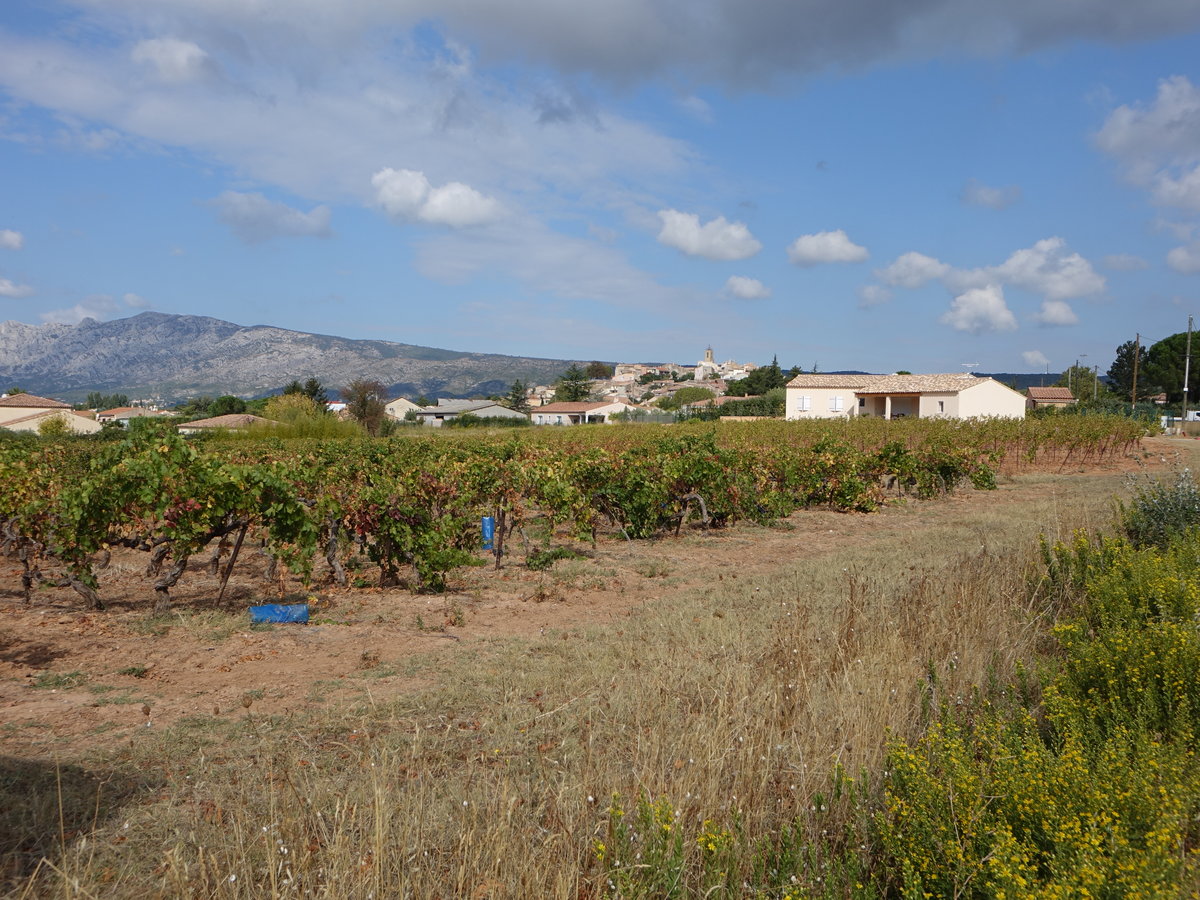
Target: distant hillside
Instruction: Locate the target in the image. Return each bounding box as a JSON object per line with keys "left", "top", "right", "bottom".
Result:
{"left": 0, "top": 312, "right": 591, "bottom": 402}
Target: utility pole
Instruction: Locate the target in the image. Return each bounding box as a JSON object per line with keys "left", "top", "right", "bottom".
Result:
{"left": 1183, "top": 316, "right": 1193, "bottom": 427}
{"left": 1131, "top": 333, "right": 1141, "bottom": 414}
{"left": 1093, "top": 365, "right": 1099, "bottom": 402}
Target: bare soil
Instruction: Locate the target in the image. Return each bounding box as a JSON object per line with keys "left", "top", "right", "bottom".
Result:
{"left": 2, "top": 436, "right": 1193, "bottom": 759}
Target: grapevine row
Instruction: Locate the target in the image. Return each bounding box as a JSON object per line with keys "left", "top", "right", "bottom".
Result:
{"left": 0, "top": 416, "right": 1145, "bottom": 611}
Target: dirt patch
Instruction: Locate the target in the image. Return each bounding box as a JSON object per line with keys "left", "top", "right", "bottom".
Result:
{"left": 1, "top": 436, "right": 1192, "bottom": 758}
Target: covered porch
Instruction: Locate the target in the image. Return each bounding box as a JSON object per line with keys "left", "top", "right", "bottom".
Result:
{"left": 858, "top": 392, "right": 921, "bottom": 419}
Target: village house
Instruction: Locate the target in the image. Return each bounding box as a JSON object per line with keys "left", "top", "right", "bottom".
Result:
{"left": 0, "top": 393, "right": 102, "bottom": 434}
{"left": 383, "top": 397, "right": 422, "bottom": 420}
{"left": 786, "top": 373, "right": 1027, "bottom": 420}
{"left": 95, "top": 406, "right": 173, "bottom": 426}
{"left": 1025, "top": 386, "right": 1077, "bottom": 410}
{"left": 411, "top": 399, "right": 528, "bottom": 427}
{"left": 530, "top": 400, "right": 641, "bottom": 425}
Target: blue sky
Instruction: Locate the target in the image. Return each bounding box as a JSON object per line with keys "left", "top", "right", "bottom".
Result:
{"left": 2, "top": 1, "right": 1199, "bottom": 374}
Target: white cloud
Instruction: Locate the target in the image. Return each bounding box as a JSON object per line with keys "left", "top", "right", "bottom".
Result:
{"left": 0, "top": 229, "right": 23, "bottom": 250}
{"left": 0, "top": 277, "right": 34, "bottom": 298}
{"left": 786, "top": 229, "right": 868, "bottom": 267}
{"left": 940, "top": 284, "right": 1017, "bottom": 334}
{"left": 372, "top": 168, "right": 501, "bottom": 228}
{"left": 962, "top": 179, "right": 1021, "bottom": 210}
{"left": 1167, "top": 242, "right": 1200, "bottom": 274}
{"left": 1153, "top": 164, "right": 1200, "bottom": 212}
{"left": 1022, "top": 350, "right": 1050, "bottom": 368}
{"left": 857, "top": 284, "right": 892, "bottom": 307}
{"left": 876, "top": 251, "right": 950, "bottom": 288}
{"left": 993, "top": 238, "right": 1105, "bottom": 301}
{"left": 211, "top": 191, "right": 332, "bottom": 244}
{"left": 725, "top": 275, "right": 770, "bottom": 299}
{"left": 656, "top": 210, "right": 761, "bottom": 261}
{"left": 1096, "top": 76, "right": 1200, "bottom": 175}
{"left": 950, "top": 237, "right": 1105, "bottom": 301}
{"left": 1102, "top": 253, "right": 1149, "bottom": 271}
{"left": 123, "top": 292, "right": 151, "bottom": 308}
{"left": 39, "top": 294, "right": 118, "bottom": 324}
{"left": 1032, "top": 299, "right": 1080, "bottom": 326}
{"left": 131, "top": 37, "right": 214, "bottom": 83}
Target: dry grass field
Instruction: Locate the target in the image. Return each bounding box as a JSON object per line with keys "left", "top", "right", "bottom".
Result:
{"left": 2, "top": 435, "right": 1195, "bottom": 898}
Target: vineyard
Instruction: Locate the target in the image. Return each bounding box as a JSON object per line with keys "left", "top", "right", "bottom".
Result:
{"left": 0, "top": 416, "right": 1146, "bottom": 614}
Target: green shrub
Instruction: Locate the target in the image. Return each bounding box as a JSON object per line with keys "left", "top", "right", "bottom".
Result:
{"left": 1120, "top": 470, "right": 1200, "bottom": 549}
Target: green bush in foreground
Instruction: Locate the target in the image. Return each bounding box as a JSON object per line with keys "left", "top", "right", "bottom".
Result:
{"left": 1120, "top": 469, "right": 1200, "bottom": 549}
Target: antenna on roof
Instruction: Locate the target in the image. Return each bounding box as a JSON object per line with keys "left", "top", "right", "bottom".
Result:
{"left": 961, "top": 363, "right": 979, "bottom": 376}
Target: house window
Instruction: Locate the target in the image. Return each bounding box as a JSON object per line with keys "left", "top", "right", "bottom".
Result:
{"left": 858, "top": 398, "right": 865, "bottom": 407}
{"left": 829, "top": 396, "right": 844, "bottom": 412}
{"left": 797, "top": 395, "right": 811, "bottom": 411}
{"left": 556, "top": 415, "right": 563, "bottom": 425}
{"left": 938, "top": 400, "right": 944, "bottom": 412}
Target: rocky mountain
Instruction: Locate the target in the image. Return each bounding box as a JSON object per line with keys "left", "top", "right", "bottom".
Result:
{"left": 0, "top": 312, "right": 589, "bottom": 402}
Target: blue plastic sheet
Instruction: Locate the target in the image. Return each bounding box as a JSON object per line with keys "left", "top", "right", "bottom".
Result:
{"left": 249, "top": 603, "right": 309, "bottom": 624}
{"left": 482, "top": 515, "right": 495, "bottom": 550}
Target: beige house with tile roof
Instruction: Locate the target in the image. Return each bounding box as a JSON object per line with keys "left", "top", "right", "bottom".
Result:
{"left": 1025, "top": 386, "right": 1076, "bottom": 410}
{"left": 1, "top": 408, "right": 102, "bottom": 434}
{"left": 0, "top": 393, "right": 101, "bottom": 434}
{"left": 0, "top": 392, "right": 71, "bottom": 425}
{"left": 530, "top": 400, "right": 640, "bottom": 425}
{"left": 786, "top": 373, "right": 1026, "bottom": 420}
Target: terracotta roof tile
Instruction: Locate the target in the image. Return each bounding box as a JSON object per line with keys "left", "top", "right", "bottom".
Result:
{"left": 856, "top": 373, "right": 989, "bottom": 394}
{"left": 1026, "top": 387, "right": 1075, "bottom": 400}
{"left": 785, "top": 374, "right": 877, "bottom": 389}
{"left": 0, "top": 393, "right": 70, "bottom": 408}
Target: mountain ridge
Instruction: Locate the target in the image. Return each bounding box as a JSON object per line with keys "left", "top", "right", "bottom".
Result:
{"left": 0, "top": 312, "right": 591, "bottom": 401}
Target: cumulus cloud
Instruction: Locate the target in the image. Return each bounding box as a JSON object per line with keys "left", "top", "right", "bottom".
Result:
{"left": 0, "top": 277, "right": 34, "bottom": 298}
{"left": 1096, "top": 76, "right": 1200, "bottom": 174}
{"left": 992, "top": 237, "right": 1105, "bottom": 301}
{"left": 212, "top": 191, "right": 332, "bottom": 244}
{"left": 950, "top": 237, "right": 1105, "bottom": 301}
{"left": 857, "top": 284, "right": 892, "bottom": 307}
{"left": 1167, "top": 242, "right": 1200, "bottom": 274}
{"left": 123, "top": 292, "right": 151, "bottom": 308}
{"left": 39, "top": 294, "right": 118, "bottom": 324}
{"left": 1097, "top": 76, "right": 1200, "bottom": 212}
{"left": 1153, "top": 165, "right": 1200, "bottom": 211}
{"left": 131, "top": 37, "right": 215, "bottom": 83}
{"left": 940, "top": 285, "right": 1017, "bottom": 334}
{"left": 962, "top": 179, "right": 1021, "bottom": 210}
{"left": 1033, "top": 299, "right": 1080, "bottom": 326}
{"left": 786, "top": 230, "right": 868, "bottom": 267}
{"left": 372, "top": 168, "right": 501, "bottom": 228}
{"left": 1102, "top": 253, "right": 1149, "bottom": 271}
{"left": 876, "top": 251, "right": 950, "bottom": 288}
{"left": 1022, "top": 350, "right": 1050, "bottom": 368}
{"left": 656, "top": 210, "right": 761, "bottom": 261}
{"left": 0, "top": 229, "right": 23, "bottom": 250}
{"left": 725, "top": 275, "right": 770, "bottom": 299}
